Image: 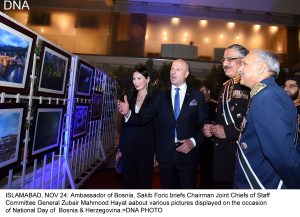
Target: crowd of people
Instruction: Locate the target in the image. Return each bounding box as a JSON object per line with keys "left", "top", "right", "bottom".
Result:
{"left": 116, "top": 44, "right": 300, "bottom": 189}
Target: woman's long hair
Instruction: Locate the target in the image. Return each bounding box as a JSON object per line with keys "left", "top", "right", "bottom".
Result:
{"left": 127, "top": 65, "right": 152, "bottom": 104}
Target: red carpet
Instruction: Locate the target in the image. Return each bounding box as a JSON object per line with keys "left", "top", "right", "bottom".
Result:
{"left": 80, "top": 167, "right": 161, "bottom": 189}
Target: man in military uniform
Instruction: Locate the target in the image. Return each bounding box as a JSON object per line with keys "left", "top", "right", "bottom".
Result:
{"left": 198, "top": 83, "right": 217, "bottom": 188}
{"left": 284, "top": 75, "right": 300, "bottom": 136}
{"left": 235, "top": 50, "right": 300, "bottom": 189}
{"left": 203, "top": 44, "right": 250, "bottom": 189}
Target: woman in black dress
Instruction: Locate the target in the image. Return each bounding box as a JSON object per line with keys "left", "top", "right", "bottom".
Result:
{"left": 116, "top": 66, "right": 156, "bottom": 188}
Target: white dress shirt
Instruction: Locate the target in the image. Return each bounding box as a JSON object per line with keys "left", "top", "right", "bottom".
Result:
{"left": 171, "top": 83, "right": 196, "bottom": 147}
{"left": 171, "top": 83, "right": 187, "bottom": 112}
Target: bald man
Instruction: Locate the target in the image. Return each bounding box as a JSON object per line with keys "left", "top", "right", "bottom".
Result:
{"left": 118, "top": 59, "right": 209, "bottom": 189}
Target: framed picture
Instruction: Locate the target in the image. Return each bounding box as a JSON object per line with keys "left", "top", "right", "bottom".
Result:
{"left": 30, "top": 104, "right": 64, "bottom": 157}
{"left": 36, "top": 41, "right": 71, "bottom": 97}
{"left": 0, "top": 103, "right": 26, "bottom": 170}
{"left": 93, "top": 69, "right": 104, "bottom": 92}
{"left": 92, "top": 91, "right": 103, "bottom": 120}
{"left": 76, "top": 60, "right": 94, "bottom": 98}
{"left": 72, "top": 104, "right": 89, "bottom": 139}
{"left": 0, "top": 14, "right": 37, "bottom": 94}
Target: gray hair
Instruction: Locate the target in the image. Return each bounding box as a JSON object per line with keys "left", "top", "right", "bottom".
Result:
{"left": 251, "top": 50, "right": 280, "bottom": 78}
{"left": 226, "top": 44, "right": 249, "bottom": 57}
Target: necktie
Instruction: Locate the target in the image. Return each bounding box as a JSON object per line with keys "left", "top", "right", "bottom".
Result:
{"left": 174, "top": 87, "right": 180, "bottom": 119}
{"left": 174, "top": 88, "right": 180, "bottom": 142}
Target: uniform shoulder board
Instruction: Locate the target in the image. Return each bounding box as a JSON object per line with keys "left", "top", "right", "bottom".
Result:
{"left": 233, "top": 75, "right": 241, "bottom": 84}
{"left": 250, "top": 83, "right": 267, "bottom": 98}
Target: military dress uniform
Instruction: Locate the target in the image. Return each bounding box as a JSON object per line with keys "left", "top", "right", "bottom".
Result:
{"left": 234, "top": 77, "right": 300, "bottom": 189}
{"left": 212, "top": 76, "right": 250, "bottom": 187}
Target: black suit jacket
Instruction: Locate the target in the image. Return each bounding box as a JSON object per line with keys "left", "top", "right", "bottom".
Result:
{"left": 127, "top": 85, "right": 209, "bottom": 163}
{"left": 119, "top": 95, "right": 155, "bottom": 155}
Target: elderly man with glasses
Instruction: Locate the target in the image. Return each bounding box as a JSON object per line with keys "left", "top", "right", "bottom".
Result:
{"left": 235, "top": 50, "right": 300, "bottom": 189}
{"left": 203, "top": 44, "right": 250, "bottom": 189}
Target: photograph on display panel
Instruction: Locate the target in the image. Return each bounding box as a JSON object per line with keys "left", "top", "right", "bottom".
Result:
{"left": 30, "top": 105, "right": 64, "bottom": 157}
{"left": 95, "top": 70, "right": 104, "bottom": 92}
{"left": 72, "top": 104, "right": 89, "bottom": 139}
{"left": 76, "top": 60, "right": 94, "bottom": 98}
{"left": 0, "top": 14, "right": 36, "bottom": 93}
{"left": 92, "top": 91, "right": 103, "bottom": 120}
{"left": 0, "top": 103, "right": 26, "bottom": 170}
{"left": 36, "top": 41, "right": 71, "bottom": 97}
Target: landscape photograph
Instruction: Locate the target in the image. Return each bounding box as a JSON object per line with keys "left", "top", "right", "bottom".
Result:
{"left": 38, "top": 45, "right": 69, "bottom": 96}
{"left": 32, "top": 108, "right": 63, "bottom": 156}
{"left": 0, "top": 23, "right": 33, "bottom": 89}
{"left": 0, "top": 108, "right": 23, "bottom": 169}
{"left": 73, "top": 105, "right": 89, "bottom": 139}
{"left": 76, "top": 61, "right": 94, "bottom": 97}
{"left": 92, "top": 92, "right": 103, "bottom": 120}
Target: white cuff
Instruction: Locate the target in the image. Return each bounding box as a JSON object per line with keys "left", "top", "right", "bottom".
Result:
{"left": 189, "top": 138, "right": 196, "bottom": 147}
{"left": 124, "top": 110, "right": 131, "bottom": 122}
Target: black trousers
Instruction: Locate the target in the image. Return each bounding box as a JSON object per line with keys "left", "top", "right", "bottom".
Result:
{"left": 198, "top": 139, "right": 214, "bottom": 189}
{"left": 159, "top": 149, "right": 198, "bottom": 189}
{"left": 122, "top": 153, "right": 154, "bottom": 189}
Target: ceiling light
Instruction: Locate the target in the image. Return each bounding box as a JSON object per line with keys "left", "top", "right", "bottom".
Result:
{"left": 253, "top": 24, "right": 261, "bottom": 32}
{"left": 171, "top": 17, "right": 180, "bottom": 25}
{"left": 199, "top": 20, "right": 208, "bottom": 27}
{"left": 269, "top": 26, "right": 278, "bottom": 34}
{"left": 227, "top": 22, "right": 235, "bottom": 29}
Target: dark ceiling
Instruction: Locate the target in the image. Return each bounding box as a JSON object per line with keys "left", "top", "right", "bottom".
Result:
{"left": 19, "top": 0, "right": 299, "bottom": 26}
{"left": 26, "top": 0, "right": 300, "bottom": 16}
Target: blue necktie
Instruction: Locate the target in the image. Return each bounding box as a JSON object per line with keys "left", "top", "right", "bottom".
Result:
{"left": 174, "top": 87, "right": 180, "bottom": 119}
{"left": 174, "top": 88, "right": 180, "bottom": 141}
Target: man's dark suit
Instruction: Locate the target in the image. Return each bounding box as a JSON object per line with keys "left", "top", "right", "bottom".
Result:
{"left": 127, "top": 85, "right": 209, "bottom": 188}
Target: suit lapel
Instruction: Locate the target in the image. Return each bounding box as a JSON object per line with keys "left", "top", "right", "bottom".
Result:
{"left": 129, "top": 96, "right": 136, "bottom": 112}
{"left": 178, "top": 85, "right": 191, "bottom": 120}
{"left": 165, "top": 88, "right": 176, "bottom": 120}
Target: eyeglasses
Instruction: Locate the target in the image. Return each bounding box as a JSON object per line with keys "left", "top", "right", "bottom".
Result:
{"left": 221, "top": 57, "right": 242, "bottom": 63}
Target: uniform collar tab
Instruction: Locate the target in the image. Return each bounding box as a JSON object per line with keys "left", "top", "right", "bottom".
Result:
{"left": 250, "top": 83, "right": 267, "bottom": 98}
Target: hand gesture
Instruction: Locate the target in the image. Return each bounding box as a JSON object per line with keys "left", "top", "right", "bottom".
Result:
{"left": 117, "top": 95, "right": 130, "bottom": 117}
